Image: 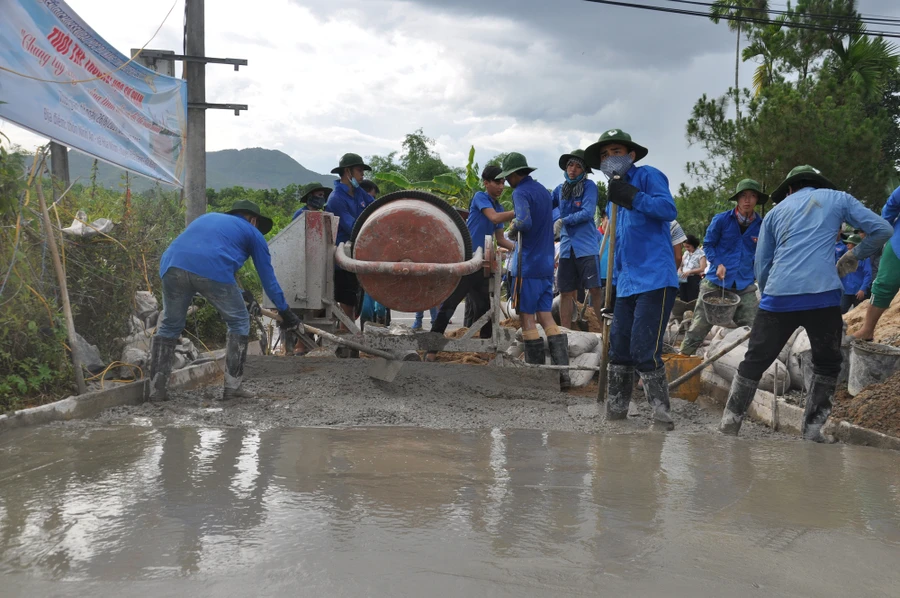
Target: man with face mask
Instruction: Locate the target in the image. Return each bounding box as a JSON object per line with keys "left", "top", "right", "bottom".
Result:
{"left": 552, "top": 149, "right": 602, "bottom": 327}
{"left": 326, "top": 153, "right": 373, "bottom": 350}
{"left": 292, "top": 186, "right": 331, "bottom": 220}
{"left": 680, "top": 179, "right": 767, "bottom": 356}
{"left": 584, "top": 129, "right": 678, "bottom": 428}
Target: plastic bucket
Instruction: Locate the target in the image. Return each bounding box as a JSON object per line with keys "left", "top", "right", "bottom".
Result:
{"left": 848, "top": 341, "right": 900, "bottom": 396}
{"left": 664, "top": 353, "right": 703, "bottom": 402}
{"left": 701, "top": 289, "right": 740, "bottom": 326}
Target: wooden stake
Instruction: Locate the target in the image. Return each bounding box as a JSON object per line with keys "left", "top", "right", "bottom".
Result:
{"left": 36, "top": 174, "right": 87, "bottom": 395}
{"left": 597, "top": 202, "right": 619, "bottom": 405}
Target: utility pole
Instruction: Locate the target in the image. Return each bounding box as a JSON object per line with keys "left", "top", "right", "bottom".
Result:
{"left": 184, "top": 0, "right": 206, "bottom": 226}
{"left": 49, "top": 141, "right": 69, "bottom": 202}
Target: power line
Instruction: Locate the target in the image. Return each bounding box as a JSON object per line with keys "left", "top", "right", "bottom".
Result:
{"left": 663, "top": 0, "right": 900, "bottom": 27}
{"left": 580, "top": 0, "right": 900, "bottom": 39}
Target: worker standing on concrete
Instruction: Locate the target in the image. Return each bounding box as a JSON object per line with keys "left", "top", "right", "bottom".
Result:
{"left": 584, "top": 129, "right": 678, "bottom": 427}
{"left": 839, "top": 234, "right": 872, "bottom": 314}
{"left": 719, "top": 166, "right": 892, "bottom": 441}
{"left": 326, "top": 153, "right": 373, "bottom": 345}
{"left": 359, "top": 180, "right": 380, "bottom": 206}
{"left": 499, "top": 153, "right": 572, "bottom": 387}
{"left": 680, "top": 179, "right": 767, "bottom": 356}
{"left": 552, "top": 150, "right": 603, "bottom": 327}
{"left": 292, "top": 186, "right": 330, "bottom": 220}
{"left": 149, "top": 200, "right": 301, "bottom": 402}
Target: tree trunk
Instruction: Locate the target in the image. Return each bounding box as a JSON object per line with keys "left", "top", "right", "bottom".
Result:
{"left": 734, "top": 22, "right": 742, "bottom": 122}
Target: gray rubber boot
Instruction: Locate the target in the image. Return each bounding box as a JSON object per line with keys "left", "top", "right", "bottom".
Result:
{"left": 547, "top": 333, "right": 571, "bottom": 390}
{"left": 222, "top": 333, "right": 254, "bottom": 400}
{"left": 802, "top": 374, "right": 838, "bottom": 443}
{"left": 718, "top": 374, "right": 759, "bottom": 436}
{"left": 639, "top": 366, "right": 675, "bottom": 430}
{"left": 147, "top": 335, "right": 178, "bottom": 402}
{"left": 523, "top": 338, "right": 546, "bottom": 365}
{"left": 605, "top": 364, "right": 633, "bottom": 420}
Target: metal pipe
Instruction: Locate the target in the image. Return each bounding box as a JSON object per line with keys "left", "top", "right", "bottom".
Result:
{"left": 335, "top": 243, "right": 484, "bottom": 277}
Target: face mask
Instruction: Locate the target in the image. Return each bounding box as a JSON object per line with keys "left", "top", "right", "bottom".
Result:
{"left": 565, "top": 172, "right": 585, "bottom": 184}
{"left": 350, "top": 179, "right": 360, "bottom": 189}
{"left": 308, "top": 197, "right": 326, "bottom": 210}
{"left": 600, "top": 154, "right": 634, "bottom": 179}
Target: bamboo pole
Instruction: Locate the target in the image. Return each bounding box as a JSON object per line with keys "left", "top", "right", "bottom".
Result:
{"left": 36, "top": 174, "right": 87, "bottom": 395}
{"left": 597, "top": 203, "right": 618, "bottom": 404}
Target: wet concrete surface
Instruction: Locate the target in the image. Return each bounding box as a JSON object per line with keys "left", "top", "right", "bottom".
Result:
{"left": 1, "top": 424, "right": 899, "bottom": 597}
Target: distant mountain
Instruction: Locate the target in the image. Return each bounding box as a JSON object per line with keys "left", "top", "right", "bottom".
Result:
{"left": 66, "top": 147, "right": 334, "bottom": 193}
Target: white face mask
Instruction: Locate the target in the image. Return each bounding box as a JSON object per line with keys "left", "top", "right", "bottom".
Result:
{"left": 600, "top": 155, "right": 634, "bottom": 179}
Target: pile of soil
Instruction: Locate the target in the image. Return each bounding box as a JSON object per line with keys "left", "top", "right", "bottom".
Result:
{"left": 832, "top": 373, "right": 900, "bottom": 438}
{"left": 430, "top": 352, "right": 493, "bottom": 365}
{"left": 446, "top": 328, "right": 470, "bottom": 339}
{"left": 844, "top": 292, "right": 900, "bottom": 346}
{"left": 576, "top": 303, "right": 604, "bottom": 333}
{"left": 500, "top": 317, "right": 520, "bottom": 329}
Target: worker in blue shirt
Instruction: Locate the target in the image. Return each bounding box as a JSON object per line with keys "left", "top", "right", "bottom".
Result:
{"left": 359, "top": 179, "right": 379, "bottom": 206}
{"left": 718, "top": 166, "right": 892, "bottom": 442}
{"left": 552, "top": 149, "right": 602, "bottom": 327}
{"left": 292, "top": 186, "right": 330, "bottom": 220}
{"left": 149, "top": 200, "right": 301, "bottom": 402}
{"left": 424, "top": 165, "right": 515, "bottom": 359}
{"left": 680, "top": 179, "right": 767, "bottom": 355}
{"left": 325, "top": 153, "right": 373, "bottom": 349}
{"left": 584, "top": 129, "right": 678, "bottom": 428}
{"left": 840, "top": 234, "right": 872, "bottom": 314}
{"left": 499, "top": 152, "right": 572, "bottom": 387}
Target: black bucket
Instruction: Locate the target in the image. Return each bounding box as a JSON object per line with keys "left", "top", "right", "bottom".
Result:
{"left": 701, "top": 289, "right": 740, "bottom": 326}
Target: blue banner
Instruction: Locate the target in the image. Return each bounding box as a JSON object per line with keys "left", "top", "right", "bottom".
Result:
{"left": 0, "top": 0, "right": 187, "bottom": 186}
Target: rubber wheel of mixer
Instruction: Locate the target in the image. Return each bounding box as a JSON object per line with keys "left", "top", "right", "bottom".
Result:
{"left": 349, "top": 190, "right": 473, "bottom": 260}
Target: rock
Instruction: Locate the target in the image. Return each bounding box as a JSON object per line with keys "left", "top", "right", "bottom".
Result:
{"left": 134, "top": 291, "right": 158, "bottom": 319}
{"left": 73, "top": 332, "right": 105, "bottom": 375}
{"left": 569, "top": 352, "right": 601, "bottom": 387}
{"left": 119, "top": 346, "right": 149, "bottom": 380}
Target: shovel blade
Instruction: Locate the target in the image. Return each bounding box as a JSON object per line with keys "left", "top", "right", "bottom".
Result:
{"left": 366, "top": 357, "right": 402, "bottom": 382}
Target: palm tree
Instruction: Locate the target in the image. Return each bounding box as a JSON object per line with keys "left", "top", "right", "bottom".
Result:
{"left": 710, "top": 0, "right": 770, "bottom": 119}
{"left": 829, "top": 29, "right": 900, "bottom": 101}
{"left": 742, "top": 15, "right": 787, "bottom": 96}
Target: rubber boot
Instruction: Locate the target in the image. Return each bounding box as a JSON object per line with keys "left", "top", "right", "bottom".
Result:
{"left": 547, "top": 333, "right": 571, "bottom": 390}
{"left": 147, "top": 335, "right": 178, "bottom": 402}
{"left": 718, "top": 374, "right": 759, "bottom": 436}
{"left": 605, "top": 364, "right": 633, "bottom": 420}
{"left": 523, "top": 338, "right": 546, "bottom": 365}
{"left": 222, "top": 333, "right": 254, "bottom": 400}
{"left": 802, "top": 374, "right": 837, "bottom": 443}
{"left": 639, "top": 366, "right": 675, "bottom": 430}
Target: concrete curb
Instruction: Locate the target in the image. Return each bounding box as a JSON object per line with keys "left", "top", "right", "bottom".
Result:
{"left": 700, "top": 369, "right": 900, "bottom": 450}
{"left": 0, "top": 350, "right": 226, "bottom": 433}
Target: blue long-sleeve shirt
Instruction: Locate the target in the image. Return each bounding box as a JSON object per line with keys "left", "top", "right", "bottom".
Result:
{"left": 553, "top": 179, "right": 600, "bottom": 258}
{"left": 606, "top": 164, "right": 679, "bottom": 297}
{"left": 882, "top": 186, "right": 900, "bottom": 259}
{"left": 160, "top": 212, "right": 290, "bottom": 312}
{"left": 841, "top": 257, "right": 872, "bottom": 295}
{"left": 467, "top": 191, "right": 505, "bottom": 253}
{"left": 702, "top": 208, "right": 762, "bottom": 291}
{"left": 598, "top": 228, "right": 610, "bottom": 280}
{"left": 325, "top": 181, "right": 370, "bottom": 245}
{"left": 755, "top": 187, "right": 892, "bottom": 303}
{"left": 511, "top": 176, "right": 554, "bottom": 278}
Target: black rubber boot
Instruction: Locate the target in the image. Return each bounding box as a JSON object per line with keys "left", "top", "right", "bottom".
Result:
{"left": 639, "top": 366, "right": 675, "bottom": 430}
{"left": 605, "top": 364, "right": 633, "bottom": 420}
{"left": 523, "top": 338, "right": 546, "bottom": 365}
{"left": 547, "top": 333, "right": 571, "bottom": 390}
{"left": 147, "top": 335, "right": 178, "bottom": 402}
{"left": 803, "top": 374, "right": 837, "bottom": 443}
{"left": 718, "top": 374, "right": 759, "bottom": 436}
{"left": 223, "top": 333, "right": 254, "bottom": 400}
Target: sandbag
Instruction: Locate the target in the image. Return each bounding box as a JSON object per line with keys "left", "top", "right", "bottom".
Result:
{"left": 713, "top": 347, "right": 790, "bottom": 394}
{"left": 134, "top": 291, "right": 159, "bottom": 319}
{"left": 569, "top": 352, "right": 601, "bottom": 387}
{"left": 779, "top": 328, "right": 802, "bottom": 367}
{"left": 708, "top": 326, "right": 751, "bottom": 356}
{"left": 564, "top": 330, "right": 600, "bottom": 357}
{"left": 515, "top": 326, "right": 549, "bottom": 350}
{"left": 118, "top": 346, "right": 149, "bottom": 380}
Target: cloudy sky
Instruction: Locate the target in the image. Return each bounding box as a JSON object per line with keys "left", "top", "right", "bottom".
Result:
{"left": 3, "top": 0, "right": 900, "bottom": 192}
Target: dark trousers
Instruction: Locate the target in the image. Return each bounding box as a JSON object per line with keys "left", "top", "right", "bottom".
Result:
{"left": 840, "top": 294, "right": 861, "bottom": 314}
{"left": 431, "top": 272, "right": 492, "bottom": 338}
{"left": 609, "top": 287, "right": 676, "bottom": 372}
{"left": 739, "top": 307, "right": 843, "bottom": 381}
{"left": 679, "top": 275, "right": 701, "bottom": 302}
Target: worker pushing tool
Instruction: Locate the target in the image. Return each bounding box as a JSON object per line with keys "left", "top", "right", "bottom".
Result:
{"left": 680, "top": 179, "right": 767, "bottom": 356}
{"left": 718, "top": 165, "right": 892, "bottom": 441}
{"left": 584, "top": 129, "right": 678, "bottom": 428}
{"left": 148, "top": 200, "right": 301, "bottom": 402}
{"left": 499, "top": 152, "right": 572, "bottom": 388}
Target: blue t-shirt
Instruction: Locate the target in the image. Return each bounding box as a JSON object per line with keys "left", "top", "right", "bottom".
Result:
{"left": 511, "top": 176, "right": 555, "bottom": 279}
{"left": 160, "top": 212, "right": 289, "bottom": 312}
{"left": 467, "top": 191, "right": 505, "bottom": 253}
{"left": 325, "top": 181, "right": 370, "bottom": 245}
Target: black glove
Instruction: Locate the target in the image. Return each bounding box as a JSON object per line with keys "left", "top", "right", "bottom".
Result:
{"left": 608, "top": 179, "right": 639, "bottom": 210}
{"left": 241, "top": 290, "right": 255, "bottom": 304}
{"left": 278, "top": 309, "right": 301, "bottom": 329}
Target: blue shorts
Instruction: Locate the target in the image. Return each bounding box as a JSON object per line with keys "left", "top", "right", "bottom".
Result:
{"left": 514, "top": 276, "right": 553, "bottom": 314}
{"left": 557, "top": 251, "right": 601, "bottom": 293}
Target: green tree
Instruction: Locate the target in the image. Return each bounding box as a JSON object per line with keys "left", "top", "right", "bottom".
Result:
{"left": 709, "top": 0, "right": 770, "bottom": 119}
{"left": 828, "top": 28, "right": 899, "bottom": 101}
{"left": 742, "top": 14, "right": 788, "bottom": 95}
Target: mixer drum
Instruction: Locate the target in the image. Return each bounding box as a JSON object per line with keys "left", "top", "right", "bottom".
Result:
{"left": 348, "top": 191, "right": 475, "bottom": 313}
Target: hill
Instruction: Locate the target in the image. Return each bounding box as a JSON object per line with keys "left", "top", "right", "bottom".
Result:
{"left": 66, "top": 147, "right": 334, "bottom": 192}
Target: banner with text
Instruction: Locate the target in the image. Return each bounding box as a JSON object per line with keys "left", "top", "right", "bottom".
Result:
{"left": 0, "top": 0, "right": 186, "bottom": 186}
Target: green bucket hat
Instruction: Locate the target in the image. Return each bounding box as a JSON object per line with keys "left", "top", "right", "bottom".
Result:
{"left": 227, "top": 199, "right": 273, "bottom": 235}
{"left": 584, "top": 129, "right": 649, "bottom": 168}
{"left": 558, "top": 149, "right": 592, "bottom": 174}
{"left": 846, "top": 234, "right": 863, "bottom": 246}
{"left": 728, "top": 178, "right": 769, "bottom": 205}
{"left": 770, "top": 165, "right": 837, "bottom": 204}
{"left": 330, "top": 152, "right": 372, "bottom": 175}
{"left": 300, "top": 185, "right": 331, "bottom": 204}
{"left": 496, "top": 152, "right": 537, "bottom": 179}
